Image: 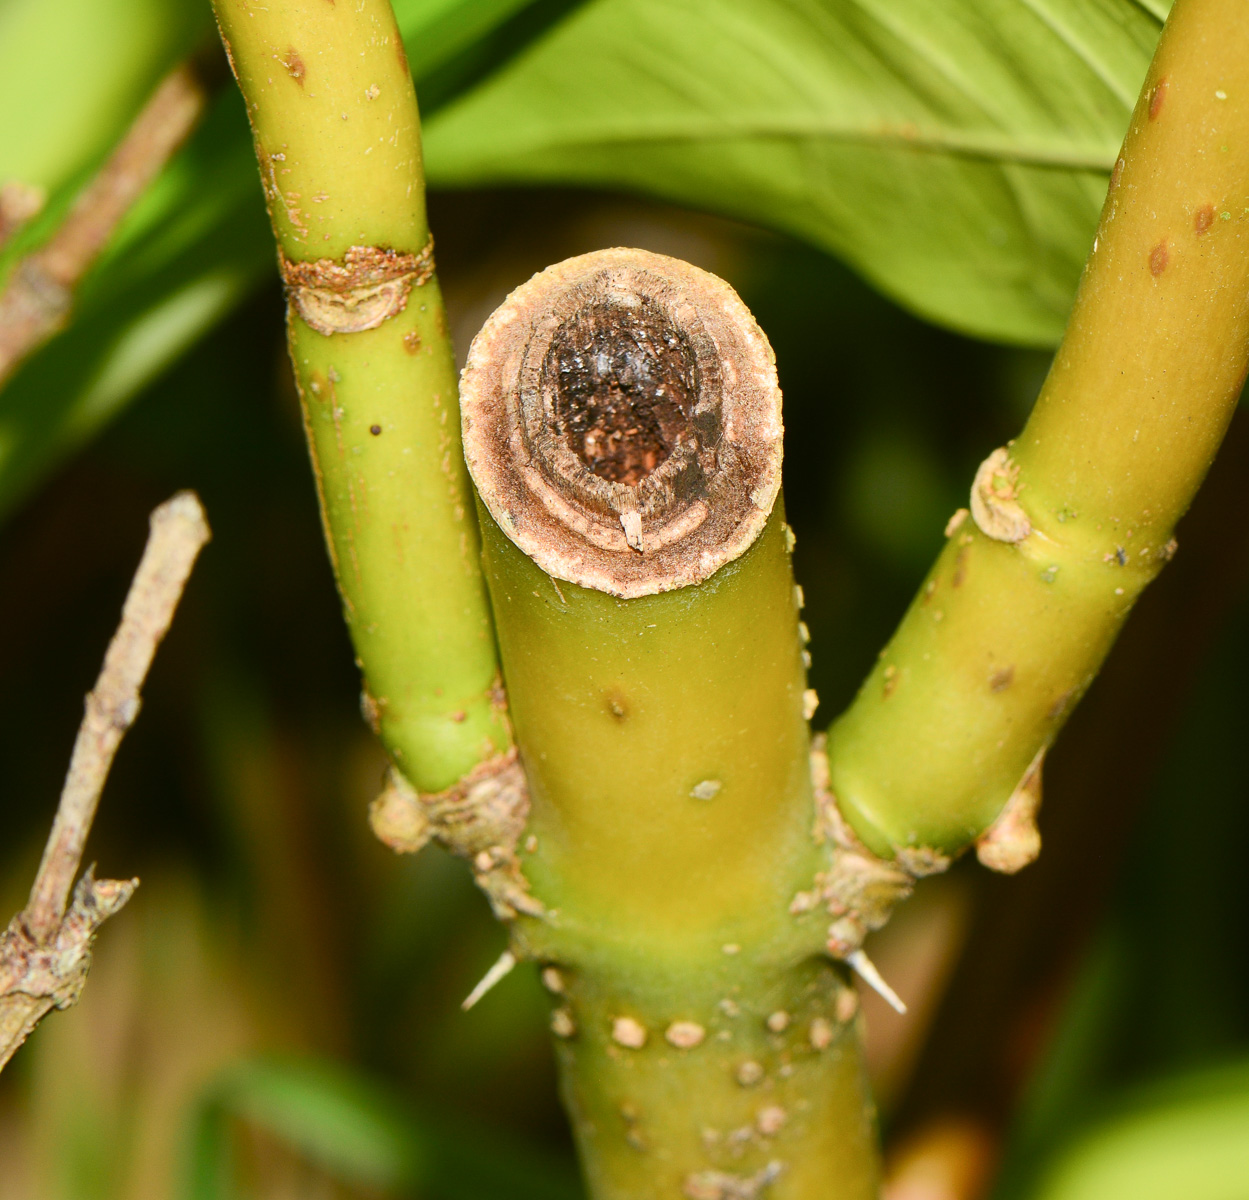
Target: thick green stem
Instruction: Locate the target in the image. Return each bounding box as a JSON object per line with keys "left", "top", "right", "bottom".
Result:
{"left": 828, "top": 0, "right": 1249, "bottom": 860}
{"left": 485, "top": 507, "right": 878, "bottom": 1200}
{"left": 554, "top": 960, "right": 876, "bottom": 1200}
{"left": 462, "top": 250, "right": 878, "bottom": 1199}
{"left": 212, "top": 0, "right": 508, "bottom": 791}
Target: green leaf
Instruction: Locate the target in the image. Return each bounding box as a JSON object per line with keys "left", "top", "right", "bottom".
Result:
{"left": 0, "top": 90, "right": 273, "bottom": 517}
{"left": 0, "top": 0, "right": 206, "bottom": 200}
{"left": 1025, "top": 1060, "right": 1249, "bottom": 1200}
{"left": 0, "top": 0, "right": 1173, "bottom": 517}
{"left": 186, "top": 1057, "right": 425, "bottom": 1196}
{"left": 423, "top": 0, "right": 1168, "bottom": 345}
{"left": 220, "top": 1058, "right": 425, "bottom": 1189}
{"left": 394, "top": 0, "right": 550, "bottom": 82}
{"left": 183, "top": 1055, "right": 583, "bottom": 1200}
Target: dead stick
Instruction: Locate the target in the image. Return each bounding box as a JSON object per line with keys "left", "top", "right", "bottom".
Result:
{"left": 0, "top": 491, "right": 210, "bottom": 1071}
{"left": 0, "top": 63, "right": 206, "bottom": 389}
{"left": 0, "top": 183, "right": 46, "bottom": 254}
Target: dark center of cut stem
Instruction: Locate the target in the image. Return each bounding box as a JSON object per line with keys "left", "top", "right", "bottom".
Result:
{"left": 545, "top": 297, "right": 696, "bottom": 486}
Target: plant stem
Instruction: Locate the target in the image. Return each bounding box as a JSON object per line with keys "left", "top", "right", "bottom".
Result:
{"left": 212, "top": 0, "right": 509, "bottom": 792}
{"left": 482, "top": 507, "right": 878, "bottom": 1199}
{"left": 827, "top": 0, "right": 1249, "bottom": 861}
{"left": 892, "top": 414, "right": 1249, "bottom": 1153}
{"left": 0, "top": 492, "right": 209, "bottom": 1072}
{"left": 462, "top": 248, "right": 878, "bottom": 1199}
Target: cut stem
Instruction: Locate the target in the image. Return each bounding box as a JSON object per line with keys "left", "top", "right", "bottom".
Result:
{"left": 463, "top": 249, "right": 877, "bottom": 1199}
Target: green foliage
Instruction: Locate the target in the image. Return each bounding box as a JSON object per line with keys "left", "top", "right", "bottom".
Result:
{"left": 186, "top": 1057, "right": 426, "bottom": 1197}
{"left": 1, "top": 177, "right": 1247, "bottom": 1199}
{"left": 0, "top": 0, "right": 1167, "bottom": 517}
{"left": 424, "top": 0, "right": 1165, "bottom": 345}
{"left": 0, "top": 0, "right": 529, "bottom": 520}
{"left": 8, "top": 1, "right": 1249, "bottom": 1195}
{"left": 0, "top": 90, "right": 273, "bottom": 518}
{"left": 185, "top": 1056, "right": 583, "bottom": 1200}
{"left": 1026, "top": 1061, "right": 1249, "bottom": 1200}
{"left": 0, "top": 0, "right": 205, "bottom": 202}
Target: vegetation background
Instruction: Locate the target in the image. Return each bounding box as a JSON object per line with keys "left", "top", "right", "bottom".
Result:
{"left": 1, "top": 0, "right": 1247, "bottom": 1196}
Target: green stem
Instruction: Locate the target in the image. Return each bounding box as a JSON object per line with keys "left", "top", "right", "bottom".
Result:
{"left": 462, "top": 249, "right": 878, "bottom": 1198}
{"left": 828, "top": 0, "right": 1249, "bottom": 861}
{"left": 212, "top": 0, "right": 508, "bottom": 791}
{"left": 485, "top": 506, "right": 878, "bottom": 1199}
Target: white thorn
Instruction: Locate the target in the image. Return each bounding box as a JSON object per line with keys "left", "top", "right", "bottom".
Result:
{"left": 846, "top": 949, "right": 907, "bottom": 1014}
{"left": 461, "top": 949, "right": 517, "bottom": 1011}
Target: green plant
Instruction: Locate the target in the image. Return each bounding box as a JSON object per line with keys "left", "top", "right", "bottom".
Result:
{"left": 3, "top": 0, "right": 1249, "bottom": 1198}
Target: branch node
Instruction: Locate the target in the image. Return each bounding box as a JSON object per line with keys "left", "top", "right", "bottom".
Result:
{"left": 0, "top": 491, "right": 208, "bottom": 1072}
{"left": 281, "top": 238, "right": 435, "bottom": 335}
{"left": 970, "top": 446, "right": 1032, "bottom": 543}
{"left": 796, "top": 737, "right": 954, "bottom": 960}
{"left": 975, "top": 748, "right": 1045, "bottom": 874}
{"left": 369, "top": 748, "right": 544, "bottom": 921}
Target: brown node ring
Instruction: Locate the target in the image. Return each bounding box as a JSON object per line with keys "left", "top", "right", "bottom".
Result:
{"left": 460, "top": 248, "right": 783, "bottom": 598}
{"left": 280, "top": 238, "right": 435, "bottom": 336}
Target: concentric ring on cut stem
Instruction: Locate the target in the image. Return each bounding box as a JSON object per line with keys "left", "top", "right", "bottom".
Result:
{"left": 460, "top": 247, "right": 783, "bottom": 598}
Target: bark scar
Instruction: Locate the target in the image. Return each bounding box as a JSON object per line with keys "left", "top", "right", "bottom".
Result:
{"left": 684, "top": 1161, "right": 785, "bottom": 1200}
{"left": 281, "top": 238, "right": 435, "bottom": 336}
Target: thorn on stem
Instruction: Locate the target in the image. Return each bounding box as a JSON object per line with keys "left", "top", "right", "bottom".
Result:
{"left": 461, "top": 948, "right": 517, "bottom": 1011}
{"left": 846, "top": 949, "right": 907, "bottom": 1014}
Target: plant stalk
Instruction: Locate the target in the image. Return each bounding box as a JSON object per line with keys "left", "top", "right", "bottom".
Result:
{"left": 828, "top": 0, "right": 1249, "bottom": 862}
{"left": 211, "top": 0, "right": 509, "bottom": 792}
{"left": 0, "top": 492, "right": 209, "bottom": 1072}
{"left": 462, "top": 248, "right": 878, "bottom": 1199}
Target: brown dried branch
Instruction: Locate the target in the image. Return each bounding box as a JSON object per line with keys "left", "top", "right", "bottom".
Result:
{"left": 0, "top": 182, "right": 46, "bottom": 253}
{"left": 0, "top": 64, "right": 206, "bottom": 390}
{"left": 0, "top": 491, "right": 211, "bottom": 1072}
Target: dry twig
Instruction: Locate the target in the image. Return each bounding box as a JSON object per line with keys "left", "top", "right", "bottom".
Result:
{"left": 0, "top": 491, "right": 210, "bottom": 1072}
{"left": 0, "top": 182, "right": 46, "bottom": 253}
{"left": 0, "top": 64, "right": 206, "bottom": 389}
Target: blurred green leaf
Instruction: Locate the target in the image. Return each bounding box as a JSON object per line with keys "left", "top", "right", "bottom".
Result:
{"left": 842, "top": 430, "right": 959, "bottom": 572}
{"left": 0, "top": 0, "right": 206, "bottom": 201}
{"left": 394, "top": 0, "right": 547, "bottom": 82}
{"left": 185, "top": 1099, "right": 234, "bottom": 1200}
{"left": 424, "top": 0, "right": 1167, "bottom": 347}
{"left": 0, "top": 89, "right": 273, "bottom": 517}
{"left": 1026, "top": 1060, "right": 1249, "bottom": 1200}
{"left": 198, "top": 1057, "right": 426, "bottom": 1193}
{"left": 185, "top": 1055, "right": 582, "bottom": 1200}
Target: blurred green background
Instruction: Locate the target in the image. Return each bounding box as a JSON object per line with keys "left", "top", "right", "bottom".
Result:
{"left": 2, "top": 0, "right": 1248, "bottom": 1197}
